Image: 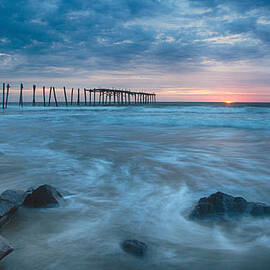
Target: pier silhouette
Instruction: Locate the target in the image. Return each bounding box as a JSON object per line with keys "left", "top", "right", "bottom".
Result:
{"left": 1, "top": 83, "right": 157, "bottom": 108}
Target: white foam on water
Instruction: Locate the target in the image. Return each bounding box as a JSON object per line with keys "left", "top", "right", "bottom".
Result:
{"left": 0, "top": 103, "right": 270, "bottom": 269}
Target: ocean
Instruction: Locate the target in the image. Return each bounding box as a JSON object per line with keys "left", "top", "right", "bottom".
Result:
{"left": 0, "top": 102, "right": 270, "bottom": 270}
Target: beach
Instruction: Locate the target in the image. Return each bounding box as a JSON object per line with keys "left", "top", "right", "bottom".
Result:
{"left": 0, "top": 102, "right": 270, "bottom": 269}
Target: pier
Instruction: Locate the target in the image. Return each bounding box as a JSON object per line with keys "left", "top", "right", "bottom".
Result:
{"left": 1, "top": 83, "right": 157, "bottom": 108}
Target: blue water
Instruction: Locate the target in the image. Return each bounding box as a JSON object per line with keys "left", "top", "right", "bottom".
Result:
{"left": 0, "top": 102, "right": 270, "bottom": 269}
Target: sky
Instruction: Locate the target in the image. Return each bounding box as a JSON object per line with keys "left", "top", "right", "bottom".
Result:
{"left": 1, "top": 0, "right": 270, "bottom": 102}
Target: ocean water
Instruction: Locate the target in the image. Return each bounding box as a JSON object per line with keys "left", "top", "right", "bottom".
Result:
{"left": 0, "top": 102, "right": 270, "bottom": 270}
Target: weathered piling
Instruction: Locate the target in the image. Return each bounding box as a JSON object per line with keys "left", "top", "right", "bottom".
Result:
{"left": 48, "top": 87, "right": 52, "bottom": 106}
{"left": 102, "top": 91, "right": 105, "bottom": 105}
{"left": 77, "top": 88, "right": 80, "bottom": 106}
{"left": 2, "top": 83, "right": 5, "bottom": 109}
{"left": 5, "top": 84, "right": 9, "bottom": 108}
{"left": 98, "top": 91, "right": 101, "bottom": 104}
{"left": 19, "top": 83, "right": 23, "bottom": 107}
{"left": 84, "top": 89, "right": 87, "bottom": 106}
{"left": 43, "top": 86, "right": 46, "bottom": 107}
{"left": 2, "top": 84, "right": 156, "bottom": 109}
{"left": 89, "top": 90, "right": 92, "bottom": 105}
{"left": 84, "top": 88, "right": 157, "bottom": 106}
{"left": 71, "top": 88, "right": 74, "bottom": 105}
{"left": 53, "top": 87, "right": 58, "bottom": 107}
{"left": 32, "top": 85, "right": 36, "bottom": 106}
{"left": 63, "top": 87, "right": 68, "bottom": 106}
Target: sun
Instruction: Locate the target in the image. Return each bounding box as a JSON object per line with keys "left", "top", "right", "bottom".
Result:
{"left": 224, "top": 100, "right": 233, "bottom": 104}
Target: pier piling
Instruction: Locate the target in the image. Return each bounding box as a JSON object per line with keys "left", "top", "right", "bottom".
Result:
{"left": 1, "top": 84, "right": 157, "bottom": 109}
{"left": 71, "top": 88, "right": 74, "bottom": 105}
{"left": 48, "top": 87, "right": 52, "bottom": 106}
{"left": 5, "top": 84, "right": 9, "bottom": 108}
{"left": 53, "top": 87, "right": 58, "bottom": 107}
{"left": 2, "top": 83, "right": 5, "bottom": 109}
{"left": 43, "top": 86, "right": 46, "bottom": 106}
{"left": 19, "top": 83, "right": 23, "bottom": 107}
{"left": 77, "top": 88, "right": 80, "bottom": 106}
{"left": 63, "top": 87, "right": 68, "bottom": 106}
{"left": 32, "top": 85, "right": 36, "bottom": 106}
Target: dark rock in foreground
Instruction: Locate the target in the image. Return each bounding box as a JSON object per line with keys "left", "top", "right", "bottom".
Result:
{"left": 0, "top": 200, "right": 18, "bottom": 227}
{"left": 0, "top": 185, "right": 63, "bottom": 224}
{"left": 121, "top": 240, "right": 147, "bottom": 257}
{"left": 23, "top": 185, "right": 63, "bottom": 208}
{"left": 0, "top": 235, "right": 13, "bottom": 261}
{"left": 0, "top": 190, "right": 26, "bottom": 227}
{"left": 190, "top": 191, "right": 270, "bottom": 220}
{"left": 1, "top": 190, "right": 27, "bottom": 206}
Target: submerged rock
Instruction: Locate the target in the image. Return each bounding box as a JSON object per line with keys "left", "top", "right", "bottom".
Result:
{"left": 23, "top": 185, "right": 63, "bottom": 208}
{"left": 0, "top": 190, "right": 26, "bottom": 227}
{"left": 121, "top": 240, "right": 147, "bottom": 257}
{"left": 190, "top": 191, "right": 270, "bottom": 220}
{"left": 0, "top": 235, "right": 13, "bottom": 261}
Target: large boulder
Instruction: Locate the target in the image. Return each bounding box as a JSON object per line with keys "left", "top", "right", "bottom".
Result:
{"left": 121, "top": 240, "right": 147, "bottom": 257}
{"left": 190, "top": 191, "right": 270, "bottom": 220}
{"left": 23, "top": 185, "right": 63, "bottom": 208}
{"left": 0, "top": 190, "right": 26, "bottom": 227}
{"left": 0, "top": 235, "right": 13, "bottom": 261}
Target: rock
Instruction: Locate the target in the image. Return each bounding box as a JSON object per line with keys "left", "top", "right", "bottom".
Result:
{"left": 0, "top": 200, "right": 18, "bottom": 227}
{"left": 0, "top": 235, "right": 13, "bottom": 261}
{"left": 23, "top": 185, "right": 63, "bottom": 208}
{"left": 190, "top": 191, "right": 270, "bottom": 220}
{"left": 0, "top": 190, "right": 26, "bottom": 227}
{"left": 0, "top": 190, "right": 27, "bottom": 206}
{"left": 121, "top": 240, "right": 147, "bottom": 257}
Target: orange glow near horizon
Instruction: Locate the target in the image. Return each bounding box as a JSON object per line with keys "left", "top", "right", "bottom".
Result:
{"left": 157, "top": 88, "right": 270, "bottom": 102}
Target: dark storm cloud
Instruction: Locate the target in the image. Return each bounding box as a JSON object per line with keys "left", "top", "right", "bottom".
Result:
{"left": 1, "top": 0, "right": 270, "bottom": 77}
{"left": 0, "top": 0, "right": 172, "bottom": 76}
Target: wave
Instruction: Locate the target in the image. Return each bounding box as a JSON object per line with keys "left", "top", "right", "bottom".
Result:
{"left": 1, "top": 103, "right": 270, "bottom": 131}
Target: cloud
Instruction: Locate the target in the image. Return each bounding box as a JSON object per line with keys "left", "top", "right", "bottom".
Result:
{"left": 0, "top": 0, "right": 270, "bottom": 84}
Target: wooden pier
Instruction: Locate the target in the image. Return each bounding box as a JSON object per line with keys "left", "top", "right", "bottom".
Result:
{"left": 84, "top": 88, "right": 156, "bottom": 106}
{"left": 1, "top": 83, "right": 157, "bottom": 108}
